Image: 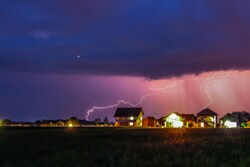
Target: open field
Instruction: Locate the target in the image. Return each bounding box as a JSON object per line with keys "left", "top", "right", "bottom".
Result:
{"left": 1, "top": 127, "right": 250, "bottom": 167}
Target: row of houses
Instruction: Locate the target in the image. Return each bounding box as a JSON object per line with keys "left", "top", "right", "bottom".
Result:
{"left": 114, "top": 107, "right": 248, "bottom": 128}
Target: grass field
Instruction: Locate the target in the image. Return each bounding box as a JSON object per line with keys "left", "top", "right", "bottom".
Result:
{"left": 1, "top": 127, "right": 250, "bottom": 167}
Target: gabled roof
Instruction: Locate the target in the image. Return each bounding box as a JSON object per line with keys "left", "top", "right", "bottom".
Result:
{"left": 179, "top": 114, "right": 196, "bottom": 121}
{"left": 197, "top": 108, "right": 218, "bottom": 116}
{"left": 143, "top": 116, "right": 157, "bottom": 121}
{"left": 114, "top": 108, "right": 144, "bottom": 117}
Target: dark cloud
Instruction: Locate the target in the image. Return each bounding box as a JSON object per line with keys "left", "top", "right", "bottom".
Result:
{"left": 1, "top": 0, "right": 250, "bottom": 79}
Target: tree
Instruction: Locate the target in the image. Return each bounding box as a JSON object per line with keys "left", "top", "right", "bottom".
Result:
{"left": 0, "top": 119, "right": 12, "bottom": 126}
{"left": 68, "top": 117, "right": 80, "bottom": 127}
{"left": 104, "top": 117, "right": 109, "bottom": 125}
{"left": 94, "top": 118, "right": 101, "bottom": 125}
{"left": 231, "top": 111, "right": 250, "bottom": 127}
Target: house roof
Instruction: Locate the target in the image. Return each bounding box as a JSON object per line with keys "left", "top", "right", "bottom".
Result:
{"left": 179, "top": 114, "right": 196, "bottom": 121}
{"left": 143, "top": 116, "right": 157, "bottom": 121}
{"left": 157, "top": 116, "right": 166, "bottom": 125}
{"left": 158, "top": 116, "right": 165, "bottom": 121}
{"left": 197, "top": 108, "right": 218, "bottom": 116}
{"left": 114, "top": 108, "right": 144, "bottom": 117}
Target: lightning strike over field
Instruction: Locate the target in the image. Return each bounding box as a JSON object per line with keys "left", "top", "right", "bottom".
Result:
{"left": 85, "top": 89, "right": 185, "bottom": 120}
{"left": 85, "top": 71, "right": 237, "bottom": 121}
{"left": 86, "top": 100, "right": 135, "bottom": 120}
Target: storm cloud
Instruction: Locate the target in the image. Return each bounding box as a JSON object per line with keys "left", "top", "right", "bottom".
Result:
{"left": 1, "top": 0, "right": 250, "bottom": 79}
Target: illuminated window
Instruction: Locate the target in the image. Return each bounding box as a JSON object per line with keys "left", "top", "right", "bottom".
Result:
{"left": 129, "top": 122, "right": 134, "bottom": 126}
{"left": 130, "top": 117, "right": 134, "bottom": 120}
{"left": 201, "top": 122, "right": 204, "bottom": 127}
{"left": 225, "top": 120, "right": 237, "bottom": 128}
{"left": 172, "top": 121, "right": 183, "bottom": 128}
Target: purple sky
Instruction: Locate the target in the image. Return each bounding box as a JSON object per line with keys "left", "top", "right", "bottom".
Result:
{"left": 1, "top": 1, "right": 250, "bottom": 121}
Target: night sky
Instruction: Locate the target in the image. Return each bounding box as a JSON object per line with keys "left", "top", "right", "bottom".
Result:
{"left": 1, "top": 0, "right": 250, "bottom": 121}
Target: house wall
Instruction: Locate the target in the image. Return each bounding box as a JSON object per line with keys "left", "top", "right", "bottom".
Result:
{"left": 143, "top": 117, "right": 157, "bottom": 127}
{"left": 165, "top": 113, "right": 183, "bottom": 128}
{"left": 185, "top": 121, "right": 197, "bottom": 128}
{"left": 115, "top": 120, "right": 137, "bottom": 126}
{"left": 136, "top": 112, "right": 143, "bottom": 127}
{"left": 197, "top": 115, "right": 217, "bottom": 128}
{"left": 115, "top": 111, "right": 143, "bottom": 127}
{"left": 158, "top": 117, "right": 165, "bottom": 127}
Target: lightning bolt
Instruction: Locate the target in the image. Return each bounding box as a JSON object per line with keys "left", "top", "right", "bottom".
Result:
{"left": 85, "top": 100, "right": 135, "bottom": 120}
{"left": 85, "top": 71, "right": 233, "bottom": 121}
{"left": 201, "top": 72, "right": 231, "bottom": 108}
{"left": 85, "top": 89, "right": 184, "bottom": 120}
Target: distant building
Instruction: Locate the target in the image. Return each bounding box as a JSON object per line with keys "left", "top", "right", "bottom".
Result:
{"left": 220, "top": 113, "right": 237, "bottom": 128}
{"left": 165, "top": 112, "right": 197, "bottom": 128}
{"left": 158, "top": 116, "right": 166, "bottom": 127}
{"left": 143, "top": 116, "right": 158, "bottom": 127}
{"left": 197, "top": 108, "right": 218, "bottom": 128}
{"left": 114, "top": 108, "right": 144, "bottom": 126}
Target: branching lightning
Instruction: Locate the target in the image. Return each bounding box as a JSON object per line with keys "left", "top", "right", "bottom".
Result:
{"left": 201, "top": 72, "right": 231, "bottom": 108}
{"left": 85, "top": 71, "right": 233, "bottom": 120}
{"left": 86, "top": 100, "right": 135, "bottom": 120}
{"left": 85, "top": 89, "right": 184, "bottom": 120}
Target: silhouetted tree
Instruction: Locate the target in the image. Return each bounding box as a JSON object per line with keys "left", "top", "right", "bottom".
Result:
{"left": 232, "top": 111, "right": 250, "bottom": 127}
{"left": 68, "top": 117, "right": 80, "bottom": 126}
{"left": 0, "top": 119, "right": 12, "bottom": 126}
{"left": 94, "top": 118, "right": 101, "bottom": 125}
{"left": 35, "top": 120, "right": 41, "bottom": 124}
{"left": 104, "top": 117, "right": 109, "bottom": 125}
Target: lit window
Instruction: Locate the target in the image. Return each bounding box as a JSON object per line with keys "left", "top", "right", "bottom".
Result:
{"left": 201, "top": 122, "right": 204, "bottom": 127}
{"left": 129, "top": 122, "right": 134, "bottom": 126}
{"left": 172, "top": 121, "right": 183, "bottom": 128}
{"left": 130, "top": 117, "right": 134, "bottom": 120}
{"left": 225, "top": 120, "right": 237, "bottom": 128}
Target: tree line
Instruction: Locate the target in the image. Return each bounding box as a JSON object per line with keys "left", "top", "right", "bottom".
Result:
{"left": 0, "top": 116, "right": 112, "bottom": 126}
